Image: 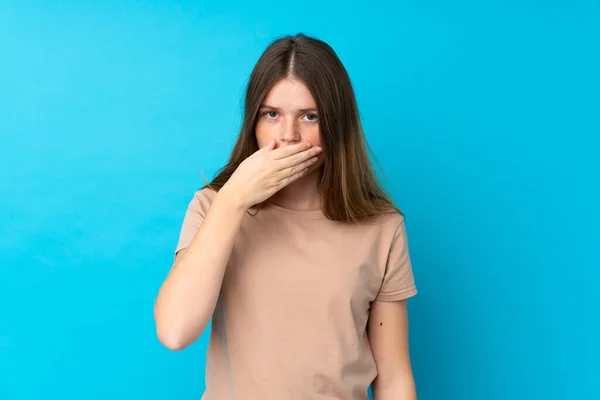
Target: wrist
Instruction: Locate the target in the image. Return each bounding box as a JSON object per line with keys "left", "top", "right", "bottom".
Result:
{"left": 215, "top": 185, "right": 248, "bottom": 214}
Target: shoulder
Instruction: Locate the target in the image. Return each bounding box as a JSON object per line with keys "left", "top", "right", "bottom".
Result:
{"left": 188, "top": 186, "right": 218, "bottom": 215}
{"left": 347, "top": 211, "right": 406, "bottom": 247}
{"left": 372, "top": 210, "right": 406, "bottom": 234}
{"left": 193, "top": 186, "right": 218, "bottom": 203}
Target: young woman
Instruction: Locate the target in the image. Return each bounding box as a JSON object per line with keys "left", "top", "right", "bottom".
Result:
{"left": 154, "top": 33, "right": 418, "bottom": 400}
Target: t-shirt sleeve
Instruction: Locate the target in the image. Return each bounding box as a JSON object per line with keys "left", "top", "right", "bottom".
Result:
{"left": 174, "top": 188, "right": 214, "bottom": 256}
{"left": 375, "top": 217, "right": 418, "bottom": 302}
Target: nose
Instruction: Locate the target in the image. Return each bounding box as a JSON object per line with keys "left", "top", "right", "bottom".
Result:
{"left": 278, "top": 118, "right": 300, "bottom": 145}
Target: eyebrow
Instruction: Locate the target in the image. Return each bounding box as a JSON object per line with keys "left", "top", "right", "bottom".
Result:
{"left": 260, "top": 104, "right": 318, "bottom": 113}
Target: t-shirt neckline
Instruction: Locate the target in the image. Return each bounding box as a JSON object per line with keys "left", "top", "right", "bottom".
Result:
{"left": 263, "top": 202, "right": 326, "bottom": 218}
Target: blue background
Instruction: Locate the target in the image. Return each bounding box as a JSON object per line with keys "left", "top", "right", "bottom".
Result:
{"left": 1, "top": 1, "right": 598, "bottom": 399}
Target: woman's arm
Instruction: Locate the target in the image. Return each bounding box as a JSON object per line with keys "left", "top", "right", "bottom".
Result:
{"left": 368, "top": 299, "right": 417, "bottom": 400}
{"left": 154, "top": 142, "right": 320, "bottom": 351}
{"left": 153, "top": 188, "right": 246, "bottom": 351}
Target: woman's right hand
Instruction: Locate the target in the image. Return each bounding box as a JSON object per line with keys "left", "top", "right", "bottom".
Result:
{"left": 221, "top": 140, "right": 323, "bottom": 210}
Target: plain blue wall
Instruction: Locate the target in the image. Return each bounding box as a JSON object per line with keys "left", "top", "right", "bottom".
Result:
{"left": 1, "top": 1, "right": 598, "bottom": 399}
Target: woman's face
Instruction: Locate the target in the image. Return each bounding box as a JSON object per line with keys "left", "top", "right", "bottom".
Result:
{"left": 255, "top": 78, "right": 322, "bottom": 154}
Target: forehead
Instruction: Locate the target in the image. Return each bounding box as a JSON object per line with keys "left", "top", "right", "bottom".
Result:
{"left": 262, "top": 78, "right": 316, "bottom": 108}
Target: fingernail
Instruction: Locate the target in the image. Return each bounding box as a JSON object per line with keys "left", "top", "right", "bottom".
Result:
{"left": 306, "top": 143, "right": 312, "bottom": 148}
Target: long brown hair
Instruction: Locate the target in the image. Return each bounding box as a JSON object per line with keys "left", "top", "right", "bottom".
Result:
{"left": 205, "top": 33, "right": 401, "bottom": 223}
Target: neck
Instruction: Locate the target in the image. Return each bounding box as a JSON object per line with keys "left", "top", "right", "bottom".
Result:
{"left": 268, "top": 169, "right": 322, "bottom": 211}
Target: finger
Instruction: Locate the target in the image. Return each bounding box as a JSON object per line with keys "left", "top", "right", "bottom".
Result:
{"left": 252, "top": 140, "right": 276, "bottom": 157}
{"left": 270, "top": 142, "right": 313, "bottom": 160}
{"left": 275, "top": 146, "right": 322, "bottom": 170}
{"left": 276, "top": 166, "right": 311, "bottom": 191}
{"left": 278, "top": 156, "right": 319, "bottom": 178}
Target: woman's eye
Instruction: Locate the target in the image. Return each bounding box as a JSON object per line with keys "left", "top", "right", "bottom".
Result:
{"left": 304, "top": 113, "right": 318, "bottom": 121}
{"left": 264, "top": 111, "right": 278, "bottom": 119}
